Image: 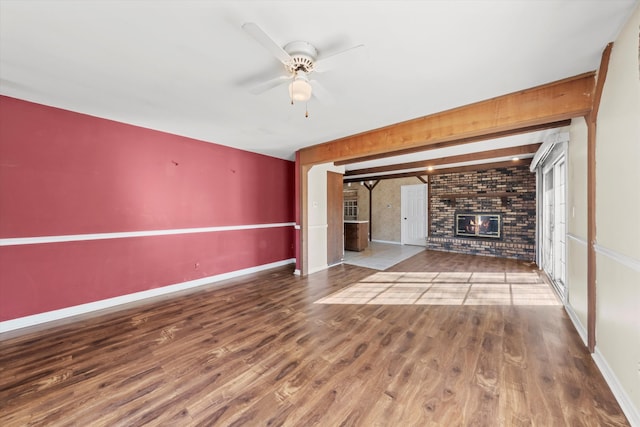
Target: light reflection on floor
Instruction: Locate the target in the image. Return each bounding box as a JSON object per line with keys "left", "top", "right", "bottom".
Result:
{"left": 315, "top": 271, "right": 561, "bottom": 306}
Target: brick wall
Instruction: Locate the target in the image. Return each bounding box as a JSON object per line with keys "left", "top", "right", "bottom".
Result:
{"left": 428, "top": 165, "right": 536, "bottom": 260}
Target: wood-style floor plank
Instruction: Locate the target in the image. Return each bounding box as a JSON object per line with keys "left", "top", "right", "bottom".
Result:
{"left": 0, "top": 250, "right": 630, "bottom": 426}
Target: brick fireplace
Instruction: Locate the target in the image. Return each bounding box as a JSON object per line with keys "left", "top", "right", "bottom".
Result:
{"left": 427, "top": 165, "right": 535, "bottom": 261}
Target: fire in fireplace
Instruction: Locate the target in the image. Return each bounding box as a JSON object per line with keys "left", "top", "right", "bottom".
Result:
{"left": 456, "top": 213, "right": 501, "bottom": 238}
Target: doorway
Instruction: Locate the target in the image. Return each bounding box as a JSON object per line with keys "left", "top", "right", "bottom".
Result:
{"left": 401, "top": 184, "right": 427, "bottom": 246}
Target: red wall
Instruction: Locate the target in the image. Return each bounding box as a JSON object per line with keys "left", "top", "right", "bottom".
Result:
{"left": 0, "top": 96, "right": 295, "bottom": 321}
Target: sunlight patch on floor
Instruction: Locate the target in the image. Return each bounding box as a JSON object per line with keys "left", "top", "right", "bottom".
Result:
{"left": 314, "top": 271, "right": 561, "bottom": 306}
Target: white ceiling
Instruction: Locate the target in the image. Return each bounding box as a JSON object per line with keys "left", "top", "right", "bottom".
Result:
{"left": 1, "top": 0, "right": 637, "bottom": 174}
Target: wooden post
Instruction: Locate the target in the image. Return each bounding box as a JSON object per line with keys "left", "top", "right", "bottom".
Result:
{"left": 585, "top": 42, "right": 613, "bottom": 353}
{"left": 364, "top": 180, "right": 380, "bottom": 241}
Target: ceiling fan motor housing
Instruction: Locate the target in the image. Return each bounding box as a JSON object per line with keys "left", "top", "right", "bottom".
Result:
{"left": 284, "top": 41, "right": 317, "bottom": 73}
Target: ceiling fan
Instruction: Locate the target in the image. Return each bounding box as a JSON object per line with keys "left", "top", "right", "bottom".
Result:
{"left": 242, "top": 22, "right": 364, "bottom": 113}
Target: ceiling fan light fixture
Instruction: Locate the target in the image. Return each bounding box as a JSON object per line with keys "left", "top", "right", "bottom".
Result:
{"left": 289, "top": 73, "right": 312, "bottom": 102}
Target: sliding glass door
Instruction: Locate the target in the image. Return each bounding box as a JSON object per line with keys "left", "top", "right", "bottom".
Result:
{"left": 542, "top": 155, "right": 567, "bottom": 298}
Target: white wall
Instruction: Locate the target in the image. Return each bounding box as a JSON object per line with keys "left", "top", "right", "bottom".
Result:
{"left": 307, "top": 163, "right": 345, "bottom": 274}
{"left": 592, "top": 4, "right": 640, "bottom": 423}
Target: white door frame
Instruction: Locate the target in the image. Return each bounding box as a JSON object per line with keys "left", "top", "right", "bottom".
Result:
{"left": 542, "top": 164, "right": 555, "bottom": 276}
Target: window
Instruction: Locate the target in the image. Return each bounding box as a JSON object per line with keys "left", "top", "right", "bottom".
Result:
{"left": 344, "top": 200, "right": 358, "bottom": 220}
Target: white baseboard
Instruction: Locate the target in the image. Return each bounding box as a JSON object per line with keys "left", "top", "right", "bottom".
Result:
{"left": 592, "top": 347, "right": 640, "bottom": 426}
{"left": 565, "top": 300, "right": 638, "bottom": 425}
{"left": 0, "top": 258, "right": 295, "bottom": 335}
{"left": 307, "top": 264, "right": 329, "bottom": 275}
{"left": 564, "top": 303, "right": 588, "bottom": 346}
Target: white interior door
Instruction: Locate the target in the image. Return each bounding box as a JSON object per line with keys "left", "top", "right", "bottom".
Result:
{"left": 401, "top": 184, "right": 427, "bottom": 246}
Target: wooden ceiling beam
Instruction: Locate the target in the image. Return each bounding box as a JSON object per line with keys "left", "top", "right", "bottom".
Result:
{"left": 334, "top": 120, "right": 569, "bottom": 166}
{"left": 299, "top": 73, "right": 594, "bottom": 166}
{"left": 343, "top": 159, "right": 532, "bottom": 183}
{"left": 345, "top": 143, "right": 541, "bottom": 176}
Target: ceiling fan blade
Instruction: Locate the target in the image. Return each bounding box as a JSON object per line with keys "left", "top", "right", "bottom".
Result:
{"left": 242, "top": 22, "right": 292, "bottom": 64}
{"left": 310, "top": 79, "right": 335, "bottom": 105}
{"left": 249, "top": 75, "right": 292, "bottom": 95}
{"left": 314, "top": 44, "right": 365, "bottom": 72}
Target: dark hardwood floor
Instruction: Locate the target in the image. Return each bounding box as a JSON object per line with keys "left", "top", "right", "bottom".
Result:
{"left": 0, "top": 250, "right": 629, "bottom": 426}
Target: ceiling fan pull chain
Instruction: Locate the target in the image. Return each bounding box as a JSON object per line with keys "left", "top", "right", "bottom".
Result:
{"left": 305, "top": 103, "right": 309, "bottom": 118}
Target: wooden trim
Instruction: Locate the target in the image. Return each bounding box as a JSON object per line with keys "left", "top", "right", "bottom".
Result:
{"left": 300, "top": 73, "right": 593, "bottom": 166}
{"left": 344, "top": 171, "right": 428, "bottom": 183}
{"left": 327, "top": 172, "right": 344, "bottom": 266}
{"left": 343, "top": 159, "right": 532, "bottom": 183}
{"left": 586, "top": 119, "right": 597, "bottom": 353}
{"left": 590, "top": 43, "right": 613, "bottom": 124}
{"left": 344, "top": 143, "right": 541, "bottom": 176}
{"left": 585, "top": 43, "right": 613, "bottom": 353}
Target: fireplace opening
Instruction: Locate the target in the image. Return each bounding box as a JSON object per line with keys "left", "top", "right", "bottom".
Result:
{"left": 456, "top": 212, "right": 501, "bottom": 239}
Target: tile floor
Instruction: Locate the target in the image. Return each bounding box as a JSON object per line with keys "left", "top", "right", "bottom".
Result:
{"left": 342, "top": 241, "right": 425, "bottom": 270}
